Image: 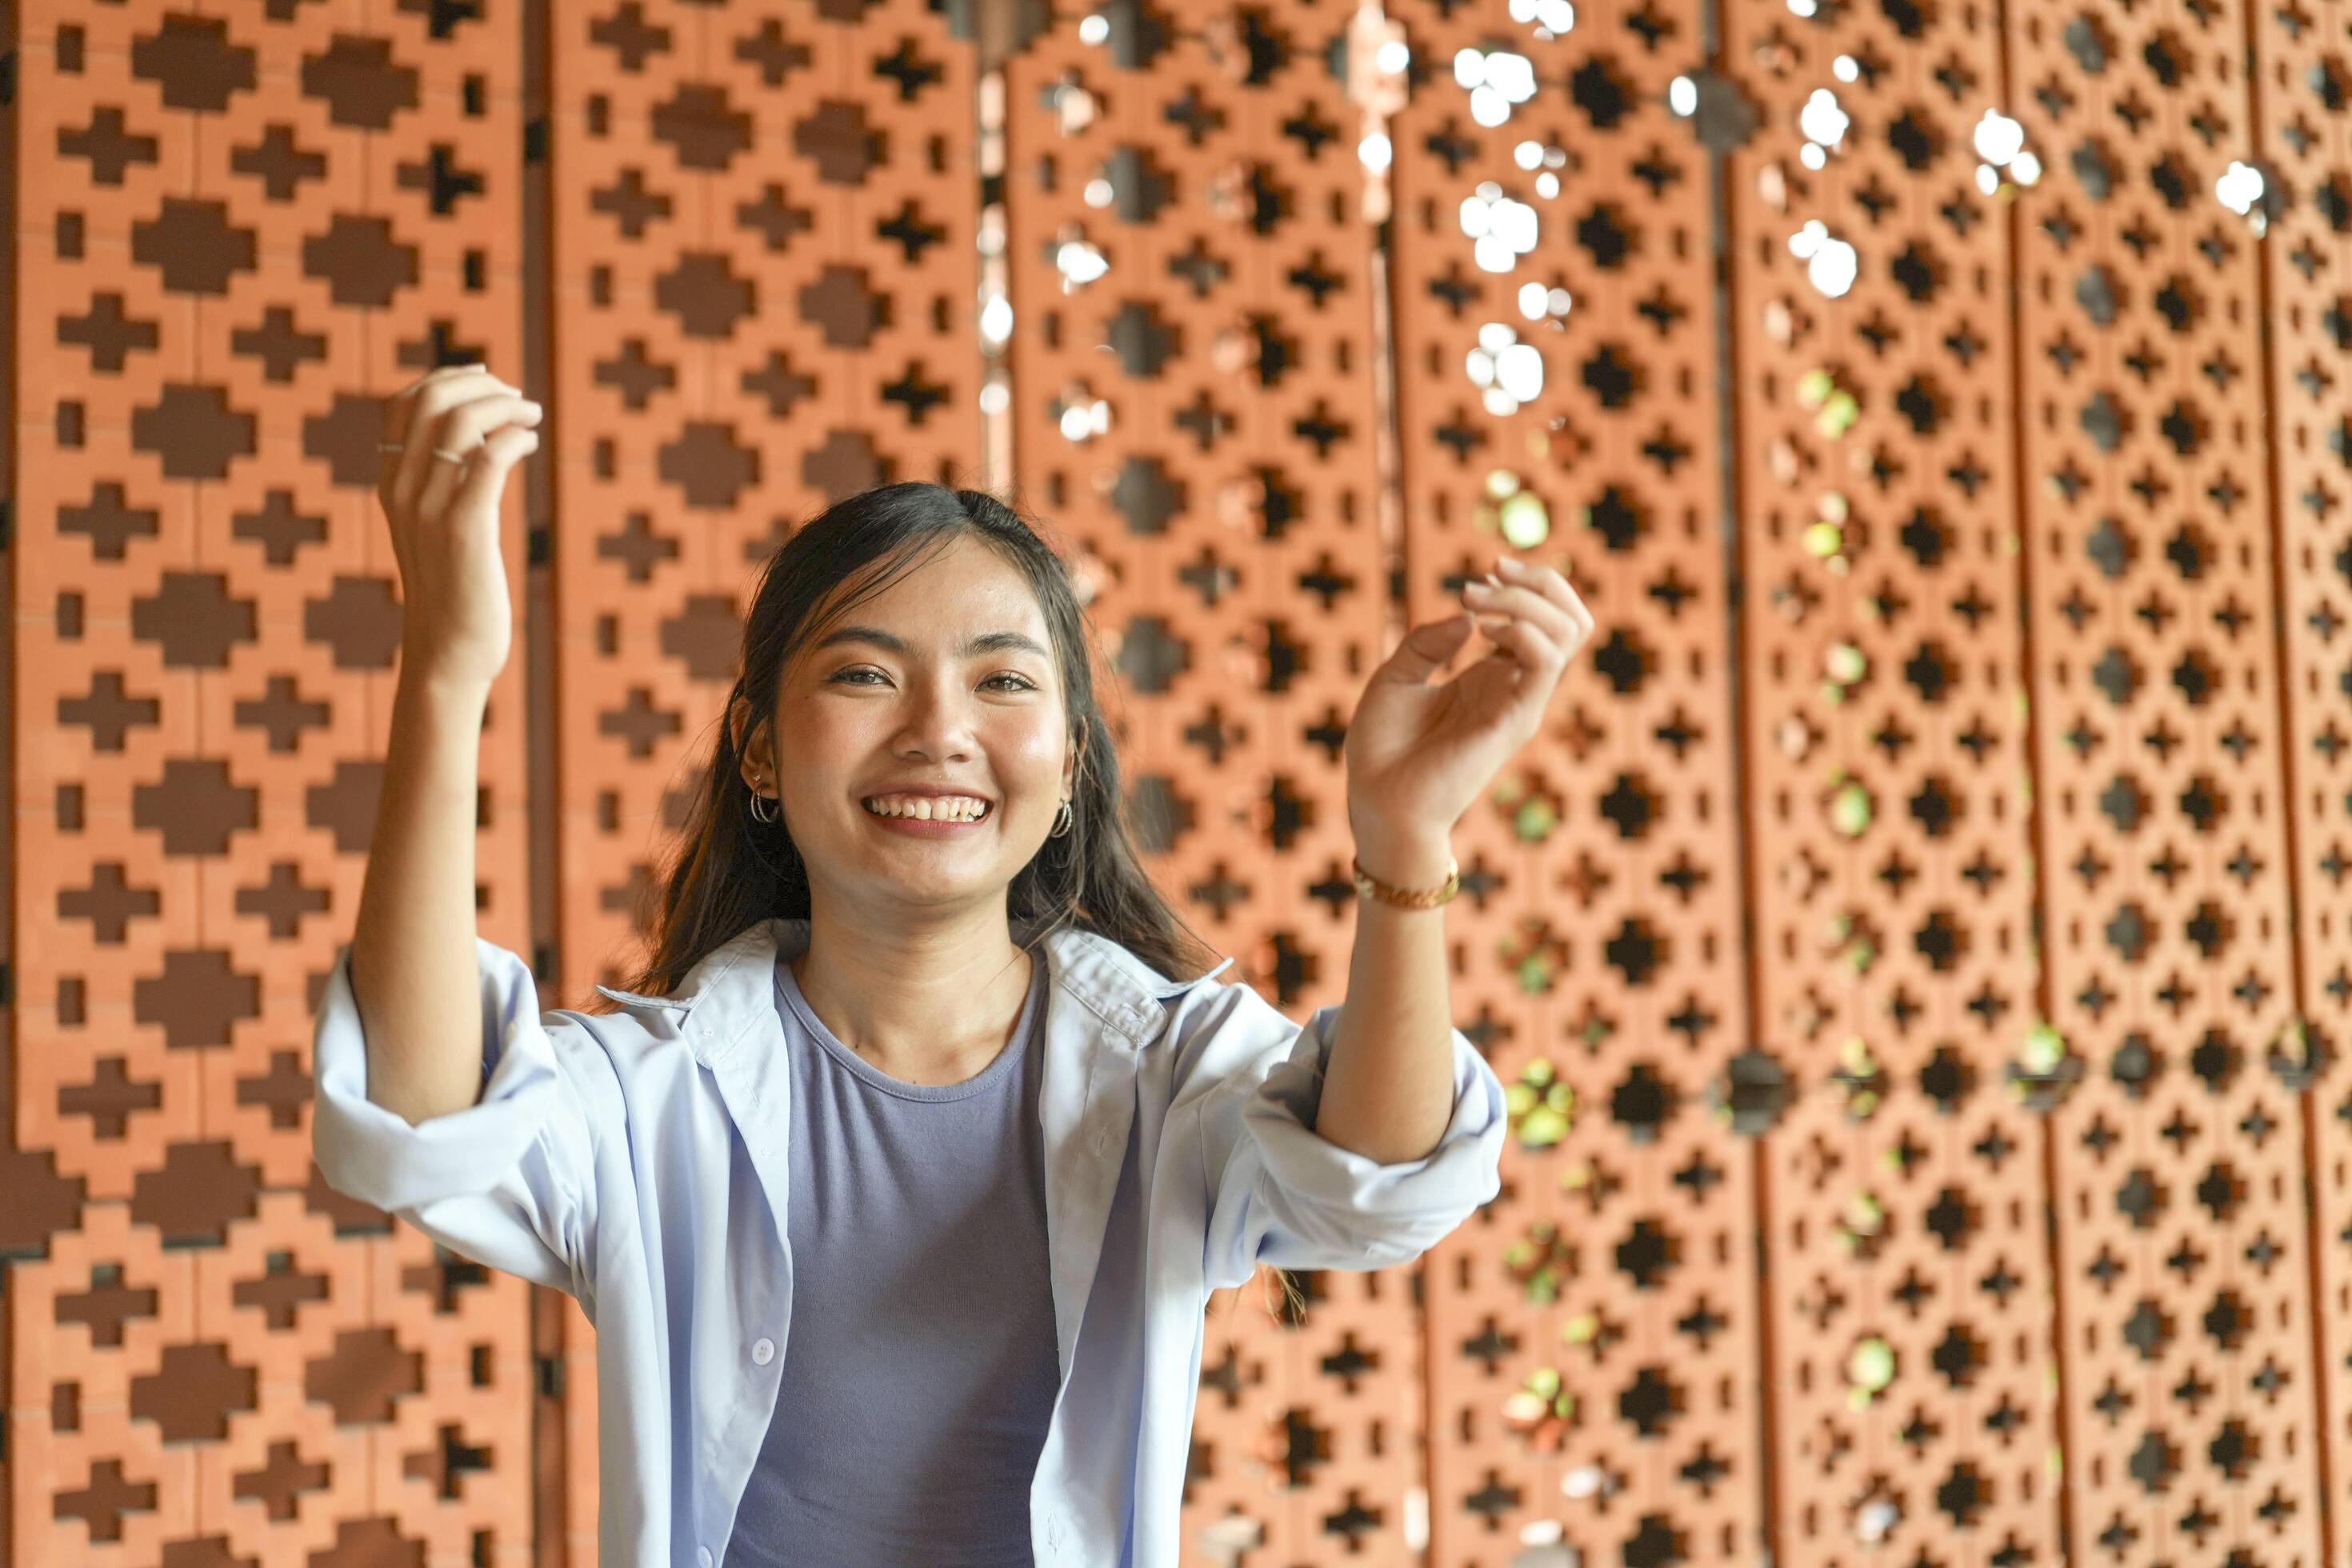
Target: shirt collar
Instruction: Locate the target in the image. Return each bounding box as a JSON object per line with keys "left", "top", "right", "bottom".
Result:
{"left": 594, "top": 916, "right": 1234, "bottom": 1066}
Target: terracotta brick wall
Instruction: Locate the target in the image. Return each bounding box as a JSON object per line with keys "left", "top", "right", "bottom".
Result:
{"left": 9, "top": 2, "right": 2349, "bottom": 1564}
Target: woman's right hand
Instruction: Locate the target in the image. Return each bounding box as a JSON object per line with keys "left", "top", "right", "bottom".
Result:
{"left": 378, "top": 365, "right": 543, "bottom": 693}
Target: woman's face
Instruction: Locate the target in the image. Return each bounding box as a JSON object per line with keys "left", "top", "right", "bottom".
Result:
{"left": 742, "top": 534, "right": 1078, "bottom": 911}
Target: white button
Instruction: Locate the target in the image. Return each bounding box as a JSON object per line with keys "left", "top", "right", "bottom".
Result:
{"left": 751, "top": 1337, "right": 774, "bottom": 1365}
{"left": 698, "top": 1549, "right": 713, "bottom": 1567}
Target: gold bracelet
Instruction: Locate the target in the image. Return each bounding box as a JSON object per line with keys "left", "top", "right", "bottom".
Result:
{"left": 1350, "top": 852, "right": 1461, "bottom": 910}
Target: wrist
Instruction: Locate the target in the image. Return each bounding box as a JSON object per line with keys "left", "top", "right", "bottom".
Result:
{"left": 1350, "top": 830, "right": 1455, "bottom": 891}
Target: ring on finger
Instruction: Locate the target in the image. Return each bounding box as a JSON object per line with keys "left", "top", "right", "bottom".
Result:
{"left": 379, "top": 442, "right": 406, "bottom": 454}
{"left": 431, "top": 446, "right": 471, "bottom": 464}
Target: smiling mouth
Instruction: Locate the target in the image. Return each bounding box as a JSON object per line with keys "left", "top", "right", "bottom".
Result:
{"left": 861, "top": 797, "right": 993, "bottom": 822}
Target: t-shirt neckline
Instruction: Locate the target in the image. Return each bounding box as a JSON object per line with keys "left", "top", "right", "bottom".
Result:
{"left": 774, "top": 950, "right": 1044, "bottom": 1102}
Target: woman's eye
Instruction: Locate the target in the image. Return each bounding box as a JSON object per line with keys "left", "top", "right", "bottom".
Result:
{"left": 829, "top": 668, "right": 1036, "bottom": 693}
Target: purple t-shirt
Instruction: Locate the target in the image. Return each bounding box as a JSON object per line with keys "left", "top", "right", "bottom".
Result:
{"left": 724, "top": 952, "right": 1060, "bottom": 1566}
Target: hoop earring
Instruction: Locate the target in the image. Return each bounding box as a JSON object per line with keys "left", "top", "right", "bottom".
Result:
{"left": 748, "top": 785, "right": 778, "bottom": 825}
{"left": 1050, "top": 798, "right": 1073, "bottom": 838}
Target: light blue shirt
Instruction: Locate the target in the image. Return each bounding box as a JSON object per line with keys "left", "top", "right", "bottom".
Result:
{"left": 310, "top": 914, "right": 1506, "bottom": 1567}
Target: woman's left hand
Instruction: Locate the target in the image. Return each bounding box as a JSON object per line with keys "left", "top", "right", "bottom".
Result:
{"left": 1343, "top": 554, "right": 1594, "bottom": 856}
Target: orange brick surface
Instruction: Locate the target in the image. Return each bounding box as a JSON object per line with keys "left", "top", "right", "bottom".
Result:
{"left": 10, "top": 2, "right": 2352, "bottom": 1566}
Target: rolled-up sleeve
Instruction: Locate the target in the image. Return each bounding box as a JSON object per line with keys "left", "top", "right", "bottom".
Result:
{"left": 1188, "top": 986, "right": 1506, "bottom": 1290}
{"left": 310, "top": 934, "right": 608, "bottom": 1298}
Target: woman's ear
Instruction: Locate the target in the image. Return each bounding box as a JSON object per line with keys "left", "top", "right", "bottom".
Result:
{"left": 730, "top": 695, "right": 770, "bottom": 787}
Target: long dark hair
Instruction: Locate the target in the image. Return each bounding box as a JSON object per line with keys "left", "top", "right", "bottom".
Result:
{"left": 592, "top": 480, "right": 1224, "bottom": 1005}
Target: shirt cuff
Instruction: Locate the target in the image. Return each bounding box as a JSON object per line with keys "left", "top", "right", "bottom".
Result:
{"left": 310, "top": 935, "right": 568, "bottom": 1214}
{"left": 1236, "top": 1002, "right": 1506, "bottom": 1238}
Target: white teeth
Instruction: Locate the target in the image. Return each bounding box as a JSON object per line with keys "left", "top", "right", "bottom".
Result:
{"left": 863, "top": 794, "right": 989, "bottom": 821}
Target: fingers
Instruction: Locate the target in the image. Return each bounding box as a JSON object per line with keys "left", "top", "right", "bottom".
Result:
{"left": 378, "top": 364, "right": 494, "bottom": 507}
{"left": 1477, "top": 557, "right": 1590, "bottom": 649}
{"left": 381, "top": 367, "right": 532, "bottom": 515}
{"left": 1474, "top": 612, "right": 1553, "bottom": 671}
{"left": 403, "top": 379, "right": 534, "bottom": 498}
{"left": 1470, "top": 606, "right": 1565, "bottom": 671}
{"left": 1378, "top": 614, "right": 1478, "bottom": 685}
{"left": 1505, "top": 557, "right": 1599, "bottom": 625}
{"left": 412, "top": 390, "right": 543, "bottom": 519}
{"left": 1462, "top": 574, "right": 1577, "bottom": 657}
{"left": 1470, "top": 614, "right": 1567, "bottom": 738}
{"left": 443, "top": 424, "right": 542, "bottom": 531}
{"left": 378, "top": 362, "right": 488, "bottom": 443}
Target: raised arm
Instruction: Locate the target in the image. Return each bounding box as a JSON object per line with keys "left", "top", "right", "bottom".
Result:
{"left": 348, "top": 363, "right": 541, "bottom": 1126}
{"left": 1190, "top": 556, "right": 1591, "bottom": 1288}
{"left": 1319, "top": 552, "right": 1594, "bottom": 1162}
{"left": 310, "top": 367, "right": 609, "bottom": 1298}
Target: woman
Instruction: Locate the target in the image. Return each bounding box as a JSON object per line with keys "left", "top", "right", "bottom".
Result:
{"left": 312, "top": 366, "right": 1592, "bottom": 1566}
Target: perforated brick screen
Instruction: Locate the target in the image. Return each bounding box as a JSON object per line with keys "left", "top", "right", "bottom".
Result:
{"left": 10, "top": 2, "right": 2352, "bottom": 1565}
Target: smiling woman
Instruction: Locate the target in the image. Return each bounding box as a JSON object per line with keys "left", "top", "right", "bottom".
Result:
{"left": 318, "top": 471, "right": 1506, "bottom": 1568}
{"left": 579, "top": 480, "right": 1364, "bottom": 1535}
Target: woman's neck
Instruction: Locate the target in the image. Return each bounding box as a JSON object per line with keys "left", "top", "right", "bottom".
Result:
{"left": 789, "top": 909, "right": 1036, "bottom": 1084}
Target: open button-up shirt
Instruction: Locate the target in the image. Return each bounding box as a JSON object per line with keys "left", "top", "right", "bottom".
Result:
{"left": 310, "top": 916, "right": 1506, "bottom": 1566}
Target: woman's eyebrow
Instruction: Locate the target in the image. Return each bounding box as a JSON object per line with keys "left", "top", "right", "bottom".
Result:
{"left": 812, "top": 625, "right": 1050, "bottom": 660}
